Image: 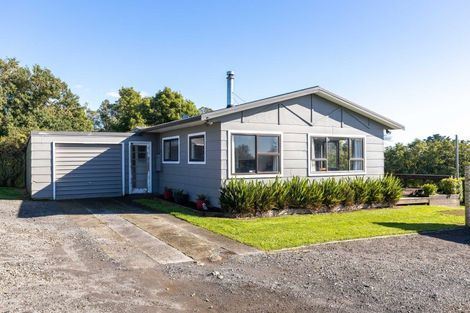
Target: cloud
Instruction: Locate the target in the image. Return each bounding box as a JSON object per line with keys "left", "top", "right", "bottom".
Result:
{"left": 140, "top": 91, "right": 149, "bottom": 97}
{"left": 106, "top": 91, "right": 120, "bottom": 98}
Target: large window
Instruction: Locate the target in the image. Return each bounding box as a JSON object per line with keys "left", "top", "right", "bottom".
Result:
{"left": 188, "top": 132, "right": 205, "bottom": 163}
{"left": 232, "top": 134, "right": 281, "bottom": 175}
{"left": 162, "top": 136, "right": 179, "bottom": 163}
{"left": 310, "top": 136, "right": 364, "bottom": 173}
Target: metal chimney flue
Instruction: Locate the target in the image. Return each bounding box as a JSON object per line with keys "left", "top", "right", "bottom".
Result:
{"left": 226, "top": 71, "right": 234, "bottom": 108}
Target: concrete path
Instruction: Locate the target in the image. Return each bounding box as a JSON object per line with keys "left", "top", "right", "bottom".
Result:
{"left": 59, "top": 198, "right": 259, "bottom": 264}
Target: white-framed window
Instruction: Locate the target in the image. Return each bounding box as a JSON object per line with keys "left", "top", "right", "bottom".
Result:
{"left": 231, "top": 132, "right": 282, "bottom": 176}
{"left": 188, "top": 132, "right": 206, "bottom": 164}
{"left": 308, "top": 135, "right": 365, "bottom": 175}
{"left": 162, "top": 136, "right": 180, "bottom": 164}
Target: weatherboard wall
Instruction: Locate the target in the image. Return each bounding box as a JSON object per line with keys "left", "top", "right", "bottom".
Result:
{"left": 156, "top": 123, "right": 222, "bottom": 206}
{"left": 28, "top": 132, "right": 159, "bottom": 200}
{"left": 218, "top": 94, "right": 386, "bottom": 182}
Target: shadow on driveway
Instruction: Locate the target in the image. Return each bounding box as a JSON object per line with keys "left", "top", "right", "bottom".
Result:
{"left": 375, "top": 222, "right": 470, "bottom": 245}
{"left": 16, "top": 197, "right": 158, "bottom": 218}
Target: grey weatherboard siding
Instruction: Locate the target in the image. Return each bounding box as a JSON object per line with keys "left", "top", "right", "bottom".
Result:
{"left": 28, "top": 132, "right": 158, "bottom": 200}
{"left": 27, "top": 87, "right": 401, "bottom": 204}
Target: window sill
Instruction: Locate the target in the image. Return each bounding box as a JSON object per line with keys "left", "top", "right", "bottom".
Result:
{"left": 188, "top": 161, "right": 206, "bottom": 165}
{"left": 229, "top": 173, "right": 282, "bottom": 179}
{"left": 308, "top": 171, "right": 367, "bottom": 177}
{"left": 162, "top": 161, "right": 180, "bottom": 164}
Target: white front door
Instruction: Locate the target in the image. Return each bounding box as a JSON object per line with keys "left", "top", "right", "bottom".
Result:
{"left": 129, "top": 142, "right": 151, "bottom": 194}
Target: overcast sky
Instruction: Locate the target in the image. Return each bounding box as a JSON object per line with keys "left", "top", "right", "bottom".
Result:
{"left": 2, "top": 0, "right": 470, "bottom": 144}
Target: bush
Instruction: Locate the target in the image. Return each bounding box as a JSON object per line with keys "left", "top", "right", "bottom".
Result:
{"left": 219, "top": 179, "right": 255, "bottom": 214}
{"left": 308, "top": 180, "right": 324, "bottom": 210}
{"left": 338, "top": 179, "right": 355, "bottom": 207}
{"left": 219, "top": 176, "right": 403, "bottom": 214}
{"left": 321, "top": 178, "right": 342, "bottom": 208}
{"left": 439, "top": 178, "right": 461, "bottom": 195}
{"left": 422, "top": 183, "right": 438, "bottom": 196}
{"left": 381, "top": 175, "right": 402, "bottom": 205}
{"left": 351, "top": 177, "right": 369, "bottom": 205}
{"left": 285, "top": 177, "right": 311, "bottom": 210}
{"left": 367, "top": 178, "right": 384, "bottom": 205}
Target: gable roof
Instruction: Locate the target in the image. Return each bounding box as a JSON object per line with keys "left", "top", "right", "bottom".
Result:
{"left": 141, "top": 86, "right": 404, "bottom": 133}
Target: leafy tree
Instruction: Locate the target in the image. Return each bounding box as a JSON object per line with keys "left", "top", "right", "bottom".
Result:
{"left": 385, "top": 134, "right": 470, "bottom": 177}
{"left": 145, "top": 87, "right": 199, "bottom": 126}
{"left": 198, "top": 106, "right": 213, "bottom": 114}
{"left": 0, "top": 58, "right": 92, "bottom": 186}
{"left": 98, "top": 86, "right": 200, "bottom": 131}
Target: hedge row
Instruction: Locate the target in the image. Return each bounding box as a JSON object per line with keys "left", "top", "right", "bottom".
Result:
{"left": 219, "top": 176, "right": 402, "bottom": 215}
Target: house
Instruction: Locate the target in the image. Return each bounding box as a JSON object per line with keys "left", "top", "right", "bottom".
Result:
{"left": 26, "top": 74, "right": 404, "bottom": 205}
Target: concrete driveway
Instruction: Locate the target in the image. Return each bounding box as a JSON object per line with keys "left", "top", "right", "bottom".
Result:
{"left": 2, "top": 199, "right": 470, "bottom": 312}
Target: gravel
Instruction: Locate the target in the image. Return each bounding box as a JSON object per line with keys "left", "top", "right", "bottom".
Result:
{"left": 1, "top": 200, "right": 470, "bottom": 312}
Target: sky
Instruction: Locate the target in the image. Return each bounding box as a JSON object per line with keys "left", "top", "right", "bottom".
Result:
{"left": 1, "top": 0, "right": 470, "bottom": 144}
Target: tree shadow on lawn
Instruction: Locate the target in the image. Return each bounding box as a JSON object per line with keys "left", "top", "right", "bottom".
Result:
{"left": 375, "top": 222, "right": 470, "bottom": 245}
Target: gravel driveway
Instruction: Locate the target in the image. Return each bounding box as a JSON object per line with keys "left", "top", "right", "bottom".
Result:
{"left": 1, "top": 199, "right": 469, "bottom": 312}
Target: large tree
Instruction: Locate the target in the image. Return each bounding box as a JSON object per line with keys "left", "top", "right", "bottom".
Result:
{"left": 0, "top": 58, "right": 92, "bottom": 186}
{"left": 385, "top": 134, "right": 470, "bottom": 177}
{"left": 97, "top": 86, "right": 200, "bottom": 131}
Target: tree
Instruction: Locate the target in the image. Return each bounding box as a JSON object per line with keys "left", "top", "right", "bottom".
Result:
{"left": 145, "top": 87, "right": 199, "bottom": 126}
{"left": 385, "top": 134, "right": 470, "bottom": 177}
{"left": 0, "top": 58, "right": 92, "bottom": 186}
{"left": 97, "top": 86, "right": 200, "bottom": 131}
{"left": 198, "top": 106, "right": 213, "bottom": 114}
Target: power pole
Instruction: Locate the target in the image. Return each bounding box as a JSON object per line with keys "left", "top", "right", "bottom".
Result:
{"left": 456, "top": 135, "right": 460, "bottom": 178}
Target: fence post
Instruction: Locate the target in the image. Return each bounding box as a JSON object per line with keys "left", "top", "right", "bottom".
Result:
{"left": 465, "top": 166, "right": 470, "bottom": 228}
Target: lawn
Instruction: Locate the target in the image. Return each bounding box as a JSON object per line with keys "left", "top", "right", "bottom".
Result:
{"left": 0, "top": 187, "right": 24, "bottom": 200}
{"left": 136, "top": 198, "right": 465, "bottom": 251}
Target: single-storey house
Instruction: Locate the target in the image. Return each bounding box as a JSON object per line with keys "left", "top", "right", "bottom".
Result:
{"left": 26, "top": 82, "right": 404, "bottom": 205}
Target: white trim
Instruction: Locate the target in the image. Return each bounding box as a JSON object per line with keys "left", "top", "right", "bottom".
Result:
{"left": 187, "top": 132, "right": 206, "bottom": 164}
{"left": 307, "top": 133, "right": 367, "bottom": 177}
{"left": 128, "top": 141, "right": 152, "bottom": 194}
{"left": 121, "top": 143, "right": 125, "bottom": 196}
{"left": 227, "top": 130, "right": 283, "bottom": 179}
{"left": 51, "top": 141, "right": 56, "bottom": 200}
{"left": 161, "top": 135, "right": 180, "bottom": 164}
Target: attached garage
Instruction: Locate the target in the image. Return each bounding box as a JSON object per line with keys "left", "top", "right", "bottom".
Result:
{"left": 26, "top": 131, "right": 157, "bottom": 200}
{"left": 53, "top": 143, "right": 123, "bottom": 200}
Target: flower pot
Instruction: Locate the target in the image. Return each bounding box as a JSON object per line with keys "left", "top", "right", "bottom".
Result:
{"left": 196, "top": 199, "right": 206, "bottom": 210}
{"left": 163, "top": 191, "right": 173, "bottom": 201}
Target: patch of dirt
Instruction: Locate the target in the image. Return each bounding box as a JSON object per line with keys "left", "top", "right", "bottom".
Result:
{"left": 1, "top": 200, "right": 470, "bottom": 312}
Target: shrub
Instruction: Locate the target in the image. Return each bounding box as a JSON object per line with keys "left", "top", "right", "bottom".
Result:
{"left": 439, "top": 178, "right": 461, "bottom": 195}
{"left": 421, "top": 183, "right": 438, "bottom": 196}
{"left": 308, "top": 180, "right": 324, "bottom": 210}
{"left": 220, "top": 179, "right": 255, "bottom": 214}
{"left": 351, "top": 177, "right": 369, "bottom": 205}
{"left": 272, "top": 177, "right": 289, "bottom": 210}
{"left": 322, "top": 178, "right": 342, "bottom": 208}
{"left": 220, "top": 176, "right": 401, "bottom": 215}
{"left": 285, "top": 177, "right": 311, "bottom": 209}
{"left": 367, "top": 178, "right": 384, "bottom": 205}
{"left": 381, "top": 175, "right": 402, "bottom": 205}
{"left": 338, "top": 179, "right": 355, "bottom": 207}
{"left": 252, "top": 181, "right": 275, "bottom": 213}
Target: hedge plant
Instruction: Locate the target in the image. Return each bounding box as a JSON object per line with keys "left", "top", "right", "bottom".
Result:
{"left": 220, "top": 175, "right": 403, "bottom": 214}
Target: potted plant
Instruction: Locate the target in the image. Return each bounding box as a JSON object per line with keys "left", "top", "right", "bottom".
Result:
{"left": 173, "top": 189, "right": 189, "bottom": 205}
{"left": 163, "top": 187, "right": 173, "bottom": 201}
{"left": 196, "top": 194, "right": 209, "bottom": 210}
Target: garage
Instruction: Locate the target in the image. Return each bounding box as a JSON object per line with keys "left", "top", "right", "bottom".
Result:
{"left": 53, "top": 143, "right": 124, "bottom": 200}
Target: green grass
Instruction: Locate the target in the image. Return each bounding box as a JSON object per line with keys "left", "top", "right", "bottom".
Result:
{"left": 136, "top": 198, "right": 465, "bottom": 251}
{"left": 0, "top": 187, "right": 24, "bottom": 200}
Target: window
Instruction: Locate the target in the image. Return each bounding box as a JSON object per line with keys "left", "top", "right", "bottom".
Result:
{"left": 232, "top": 134, "right": 281, "bottom": 175}
{"left": 162, "top": 136, "right": 179, "bottom": 163}
{"left": 188, "top": 132, "right": 205, "bottom": 163}
{"left": 310, "top": 136, "right": 364, "bottom": 173}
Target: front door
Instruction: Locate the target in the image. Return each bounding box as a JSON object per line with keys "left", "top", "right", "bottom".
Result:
{"left": 130, "top": 142, "right": 151, "bottom": 194}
